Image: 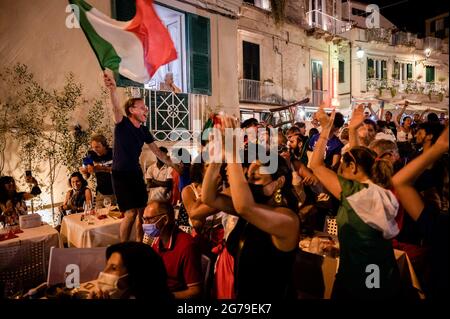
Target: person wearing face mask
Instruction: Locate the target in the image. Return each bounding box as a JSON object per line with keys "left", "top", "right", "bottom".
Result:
{"left": 142, "top": 201, "right": 203, "bottom": 299}
{"left": 89, "top": 241, "right": 173, "bottom": 302}
{"left": 202, "top": 116, "right": 300, "bottom": 300}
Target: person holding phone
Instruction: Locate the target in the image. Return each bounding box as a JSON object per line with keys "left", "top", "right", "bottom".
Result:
{"left": 0, "top": 174, "right": 41, "bottom": 226}
{"left": 80, "top": 134, "right": 115, "bottom": 209}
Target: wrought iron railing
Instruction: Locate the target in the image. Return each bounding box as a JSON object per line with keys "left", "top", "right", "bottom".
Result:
{"left": 310, "top": 90, "right": 329, "bottom": 106}
{"left": 365, "top": 78, "right": 448, "bottom": 96}
{"left": 146, "top": 90, "right": 208, "bottom": 142}
{"left": 239, "top": 79, "right": 281, "bottom": 104}
{"left": 366, "top": 28, "right": 392, "bottom": 43}
{"left": 392, "top": 31, "right": 417, "bottom": 47}
{"left": 305, "top": 10, "right": 352, "bottom": 35}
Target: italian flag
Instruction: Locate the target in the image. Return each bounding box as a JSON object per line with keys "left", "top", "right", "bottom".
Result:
{"left": 69, "top": 0, "right": 177, "bottom": 83}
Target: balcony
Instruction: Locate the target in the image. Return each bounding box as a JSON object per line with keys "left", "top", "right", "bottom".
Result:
{"left": 366, "top": 28, "right": 392, "bottom": 44}
{"left": 304, "top": 10, "right": 352, "bottom": 36}
{"left": 239, "top": 79, "right": 282, "bottom": 105}
{"left": 146, "top": 90, "right": 208, "bottom": 141}
{"left": 424, "top": 36, "right": 443, "bottom": 51}
{"left": 303, "top": 90, "right": 329, "bottom": 107}
{"left": 392, "top": 31, "right": 417, "bottom": 47}
{"left": 365, "top": 78, "right": 448, "bottom": 100}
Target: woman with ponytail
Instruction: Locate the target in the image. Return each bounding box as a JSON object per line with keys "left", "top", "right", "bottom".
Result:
{"left": 310, "top": 101, "right": 402, "bottom": 299}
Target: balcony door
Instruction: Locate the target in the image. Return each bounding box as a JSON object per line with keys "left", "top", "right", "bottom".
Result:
{"left": 243, "top": 41, "right": 260, "bottom": 81}
{"left": 311, "top": 60, "right": 323, "bottom": 105}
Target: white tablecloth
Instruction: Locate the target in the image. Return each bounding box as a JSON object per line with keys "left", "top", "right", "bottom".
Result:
{"left": 60, "top": 211, "right": 135, "bottom": 248}
{"left": 0, "top": 224, "right": 62, "bottom": 249}
{"left": 0, "top": 224, "right": 63, "bottom": 296}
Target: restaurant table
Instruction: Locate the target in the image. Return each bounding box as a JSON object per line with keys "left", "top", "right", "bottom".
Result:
{"left": 294, "top": 243, "right": 425, "bottom": 299}
{"left": 60, "top": 209, "right": 135, "bottom": 248}
{"left": 0, "top": 223, "right": 63, "bottom": 297}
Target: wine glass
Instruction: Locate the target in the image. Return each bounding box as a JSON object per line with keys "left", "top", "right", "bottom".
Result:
{"left": 103, "top": 198, "right": 111, "bottom": 211}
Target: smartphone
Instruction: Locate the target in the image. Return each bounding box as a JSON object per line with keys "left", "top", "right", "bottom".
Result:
{"left": 25, "top": 170, "right": 32, "bottom": 177}
{"left": 82, "top": 157, "right": 94, "bottom": 167}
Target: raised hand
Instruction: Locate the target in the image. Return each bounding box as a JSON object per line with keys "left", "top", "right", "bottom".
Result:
{"left": 316, "top": 100, "right": 335, "bottom": 132}
{"left": 103, "top": 71, "right": 116, "bottom": 92}
{"left": 349, "top": 104, "right": 365, "bottom": 129}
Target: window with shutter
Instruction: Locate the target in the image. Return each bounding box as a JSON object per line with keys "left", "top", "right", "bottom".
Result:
{"left": 186, "top": 14, "right": 211, "bottom": 95}
{"left": 338, "top": 60, "right": 345, "bottom": 83}
{"left": 426, "top": 66, "right": 435, "bottom": 83}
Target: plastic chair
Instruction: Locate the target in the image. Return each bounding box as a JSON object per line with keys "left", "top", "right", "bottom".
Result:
{"left": 0, "top": 240, "right": 47, "bottom": 298}
{"left": 324, "top": 216, "right": 338, "bottom": 237}
{"left": 47, "top": 247, "right": 106, "bottom": 286}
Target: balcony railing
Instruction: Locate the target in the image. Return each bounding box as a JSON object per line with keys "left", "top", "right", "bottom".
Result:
{"left": 305, "top": 10, "right": 352, "bottom": 35}
{"left": 392, "top": 31, "right": 417, "bottom": 47}
{"left": 147, "top": 90, "right": 208, "bottom": 141}
{"left": 303, "top": 90, "right": 329, "bottom": 107}
{"left": 239, "top": 79, "right": 282, "bottom": 104}
{"left": 424, "top": 36, "right": 443, "bottom": 51}
{"left": 366, "top": 28, "right": 392, "bottom": 43}
{"left": 365, "top": 78, "right": 448, "bottom": 97}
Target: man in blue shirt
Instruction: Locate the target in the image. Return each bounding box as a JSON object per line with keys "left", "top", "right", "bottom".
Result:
{"left": 104, "top": 71, "right": 181, "bottom": 243}
{"left": 309, "top": 112, "right": 345, "bottom": 171}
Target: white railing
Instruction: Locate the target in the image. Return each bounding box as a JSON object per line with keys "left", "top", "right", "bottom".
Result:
{"left": 239, "top": 79, "right": 281, "bottom": 104}
{"left": 305, "top": 10, "right": 352, "bottom": 35}
{"left": 365, "top": 78, "right": 448, "bottom": 96}
{"left": 392, "top": 31, "right": 417, "bottom": 47}
{"left": 424, "top": 36, "right": 443, "bottom": 51}
{"left": 147, "top": 90, "right": 208, "bottom": 142}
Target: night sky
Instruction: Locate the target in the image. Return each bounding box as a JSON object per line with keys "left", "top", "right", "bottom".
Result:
{"left": 360, "top": 0, "right": 448, "bottom": 36}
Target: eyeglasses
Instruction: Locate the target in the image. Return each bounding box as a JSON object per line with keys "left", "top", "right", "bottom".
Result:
{"left": 142, "top": 213, "right": 166, "bottom": 224}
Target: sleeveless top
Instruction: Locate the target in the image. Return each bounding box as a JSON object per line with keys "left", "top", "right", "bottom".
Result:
{"left": 226, "top": 217, "right": 297, "bottom": 300}
{"left": 332, "top": 176, "right": 401, "bottom": 299}
{"left": 396, "top": 129, "right": 413, "bottom": 142}
{"left": 67, "top": 187, "right": 89, "bottom": 212}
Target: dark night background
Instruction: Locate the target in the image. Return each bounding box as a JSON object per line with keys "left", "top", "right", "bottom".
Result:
{"left": 364, "top": 0, "right": 449, "bottom": 36}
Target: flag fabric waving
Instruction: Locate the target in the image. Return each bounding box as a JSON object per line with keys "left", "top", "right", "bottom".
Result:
{"left": 69, "top": 0, "right": 177, "bottom": 83}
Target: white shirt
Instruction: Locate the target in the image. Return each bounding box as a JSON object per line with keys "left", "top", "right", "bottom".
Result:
{"left": 146, "top": 163, "right": 173, "bottom": 202}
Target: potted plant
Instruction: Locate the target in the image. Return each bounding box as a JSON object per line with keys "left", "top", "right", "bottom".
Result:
{"left": 390, "top": 87, "right": 397, "bottom": 98}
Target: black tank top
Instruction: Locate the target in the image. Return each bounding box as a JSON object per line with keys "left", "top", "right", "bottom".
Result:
{"left": 226, "top": 218, "right": 296, "bottom": 300}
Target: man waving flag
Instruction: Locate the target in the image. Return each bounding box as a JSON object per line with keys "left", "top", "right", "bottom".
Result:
{"left": 69, "top": 0, "right": 177, "bottom": 83}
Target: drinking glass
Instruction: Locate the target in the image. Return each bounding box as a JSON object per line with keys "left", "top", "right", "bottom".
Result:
{"left": 103, "top": 198, "right": 111, "bottom": 211}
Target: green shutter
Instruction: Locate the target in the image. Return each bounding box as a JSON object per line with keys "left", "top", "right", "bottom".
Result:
{"left": 426, "top": 66, "right": 435, "bottom": 83}
{"left": 407, "top": 64, "right": 413, "bottom": 79}
{"left": 111, "top": 0, "right": 135, "bottom": 21}
{"left": 186, "top": 13, "right": 211, "bottom": 95}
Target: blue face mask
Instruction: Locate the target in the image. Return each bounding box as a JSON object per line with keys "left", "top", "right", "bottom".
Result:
{"left": 143, "top": 223, "right": 161, "bottom": 237}
{"left": 142, "top": 216, "right": 165, "bottom": 237}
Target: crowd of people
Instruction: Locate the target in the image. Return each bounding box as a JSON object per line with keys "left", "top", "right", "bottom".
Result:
{"left": 1, "top": 71, "right": 448, "bottom": 301}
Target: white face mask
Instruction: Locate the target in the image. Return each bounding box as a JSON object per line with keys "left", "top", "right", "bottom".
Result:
{"left": 97, "top": 271, "right": 128, "bottom": 298}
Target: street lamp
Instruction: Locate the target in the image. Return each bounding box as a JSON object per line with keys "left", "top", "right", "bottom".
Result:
{"left": 356, "top": 47, "right": 365, "bottom": 59}
{"left": 424, "top": 48, "right": 432, "bottom": 58}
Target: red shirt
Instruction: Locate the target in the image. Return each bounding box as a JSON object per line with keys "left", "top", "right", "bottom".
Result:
{"left": 151, "top": 227, "right": 202, "bottom": 292}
